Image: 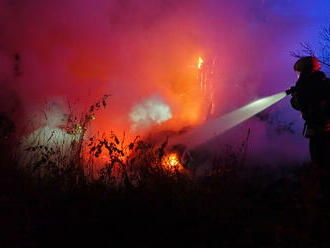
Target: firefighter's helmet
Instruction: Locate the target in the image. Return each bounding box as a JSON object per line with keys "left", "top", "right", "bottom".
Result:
{"left": 294, "top": 56, "right": 321, "bottom": 73}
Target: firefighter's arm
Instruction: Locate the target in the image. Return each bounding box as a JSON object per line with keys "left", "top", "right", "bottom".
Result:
{"left": 286, "top": 86, "right": 301, "bottom": 110}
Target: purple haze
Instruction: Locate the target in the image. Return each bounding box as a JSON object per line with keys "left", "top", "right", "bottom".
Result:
{"left": 0, "top": 0, "right": 329, "bottom": 164}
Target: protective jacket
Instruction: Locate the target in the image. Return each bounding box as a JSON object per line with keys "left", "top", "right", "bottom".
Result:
{"left": 290, "top": 70, "right": 330, "bottom": 137}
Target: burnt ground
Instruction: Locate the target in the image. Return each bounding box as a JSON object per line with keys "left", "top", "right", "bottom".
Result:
{"left": 1, "top": 152, "right": 330, "bottom": 247}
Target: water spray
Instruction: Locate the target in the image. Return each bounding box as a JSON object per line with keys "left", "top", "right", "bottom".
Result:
{"left": 172, "top": 91, "right": 289, "bottom": 149}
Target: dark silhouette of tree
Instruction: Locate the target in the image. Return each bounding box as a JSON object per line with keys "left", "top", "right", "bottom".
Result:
{"left": 290, "top": 25, "right": 330, "bottom": 68}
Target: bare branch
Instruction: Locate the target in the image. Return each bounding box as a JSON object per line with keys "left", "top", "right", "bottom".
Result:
{"left": 289, "top": 42, "right": 315, "bottom": 59}
{"left": 300, "top": 42, "right": 315, "bottom": 56}
{"left": 320, "top": 25, "right": 330, "bottom": 43}
{"left": 290, "top": 40, "right": 330, "bottom": 68}
{"left": 289, "top": 50, "right": 303, "bottom": 59}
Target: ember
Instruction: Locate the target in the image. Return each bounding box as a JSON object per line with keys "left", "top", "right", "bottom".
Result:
{"left": 162, "top": 153, "right": 183, "bottom": 171}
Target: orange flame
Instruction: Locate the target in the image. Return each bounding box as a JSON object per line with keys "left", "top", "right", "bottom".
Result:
{"left": 198, "top": 56, "right": 204, "bottom": 69}
{"left": 162, "top": 153, "right": 183, "bottom": 171}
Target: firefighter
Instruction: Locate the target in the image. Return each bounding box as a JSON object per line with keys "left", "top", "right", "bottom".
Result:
{"left": 288, "top": 56, "right": 330, "bottom": 167}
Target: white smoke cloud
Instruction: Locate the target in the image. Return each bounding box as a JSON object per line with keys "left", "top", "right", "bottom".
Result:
{"left": 130, "top": 95, "right": 172, "bottom": 131}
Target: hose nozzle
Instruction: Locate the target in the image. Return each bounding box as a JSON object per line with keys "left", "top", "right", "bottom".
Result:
{"left": 286, "top": 86, "right": 296, "bottom": 95}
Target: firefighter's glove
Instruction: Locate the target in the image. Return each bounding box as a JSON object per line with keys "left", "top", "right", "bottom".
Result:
{"left": 286, "top": 86, "right": 296, "bottom": 95}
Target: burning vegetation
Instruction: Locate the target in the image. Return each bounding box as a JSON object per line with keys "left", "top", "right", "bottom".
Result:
{"left": 11, "top": 79, "right": 254, "bottom": 188}
{"left": 12, "top": 55, "right": 222, "bottom": 184}
{"left": 162, "top": 152, "right": 184, "bottom": 171}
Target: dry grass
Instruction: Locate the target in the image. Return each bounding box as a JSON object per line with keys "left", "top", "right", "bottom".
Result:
{"left": 11, "top": 94, "right": 248, "bottom": 191}
{"left": 1, "top": 97, "right": 330, "bottom": 248}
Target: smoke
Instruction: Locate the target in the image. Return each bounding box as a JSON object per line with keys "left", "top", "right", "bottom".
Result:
{"left": 130, "top": 95, "right": 172, "bottom": 131}
{"left": 0, "top": 0, "right": 329, "bottom": 164}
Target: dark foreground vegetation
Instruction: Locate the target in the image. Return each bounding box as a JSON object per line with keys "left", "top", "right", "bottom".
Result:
{"left": 2, "top": 144, "right": 330, "bottom": 248}
{"left": 1, "top": 101, "right": 330, "bottom": 248}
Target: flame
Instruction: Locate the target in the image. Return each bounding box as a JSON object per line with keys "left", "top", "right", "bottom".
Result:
{"left": 198, "top": 56, "right": 204, "bottom": 69}
{"left": 161, "top": 55, "right": 216, "bottom": 130}
{"left": 162, "top": 153, "right": 183, "bottom": 171}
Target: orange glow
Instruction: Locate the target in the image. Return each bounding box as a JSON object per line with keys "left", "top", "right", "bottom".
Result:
{"left": 198, "top": 56, "right": 204, "bottom": 69}
{"left": 162, "top": 153, "right": 184, "bottom": 171}
{"left": 155, "top": 55, "right": 216, "bottom": 131}
{"left": 69, "top": 52, "right": 216, "bottom": 136}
